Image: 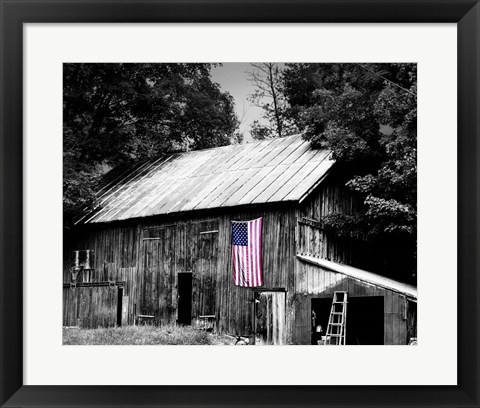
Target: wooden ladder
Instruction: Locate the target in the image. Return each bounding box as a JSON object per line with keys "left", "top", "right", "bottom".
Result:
{"left": 324, "top": 291, "right": 348, "bottom": 345}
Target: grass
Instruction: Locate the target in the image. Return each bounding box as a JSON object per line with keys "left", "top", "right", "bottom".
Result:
{"left": 63, "top": 325, "right": 237, "bottom": 345}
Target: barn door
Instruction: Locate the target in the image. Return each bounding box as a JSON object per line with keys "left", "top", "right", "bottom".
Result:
{"left": 141, "top": 226, "right": 176, "bottom": 324}
{"left": 190, "top": 221, "right": 218, "bottom": 328}
{"left": 254, "top": 291, "right": 286, "bottom": 345}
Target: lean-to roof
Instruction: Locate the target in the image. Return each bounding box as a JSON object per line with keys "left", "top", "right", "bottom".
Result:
{"left": 297, "top": 254, "right": 417, "bottom": 299}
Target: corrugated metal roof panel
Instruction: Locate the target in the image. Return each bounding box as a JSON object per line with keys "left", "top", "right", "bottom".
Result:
{"left": 82, "top": 134, "right": 334, "bottom": 224}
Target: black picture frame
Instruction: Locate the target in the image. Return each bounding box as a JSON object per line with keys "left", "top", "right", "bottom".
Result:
{"left": 1, "top": 1, "right": 478, "bottom": 407}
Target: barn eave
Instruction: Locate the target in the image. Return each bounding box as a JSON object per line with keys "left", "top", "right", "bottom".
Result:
{"left": 76, "top": 198, "right": 301, "bottom": 226}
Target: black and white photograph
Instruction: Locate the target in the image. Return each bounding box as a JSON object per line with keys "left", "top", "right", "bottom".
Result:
{"left": 63, "top": 62, "right": 417, "bottom": 346}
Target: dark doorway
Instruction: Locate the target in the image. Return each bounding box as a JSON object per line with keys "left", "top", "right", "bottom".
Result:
{"left": 116, "top": 287, "right": 123, "bottom": 326}
{"left": 177, "top": 273, "right": 192, "bottom": 325}
{"left": 311, "top": 298, "right": 333, "bottom": 344}
{"left": 311, "top": 296, "right": 384, "bottom": 345}
{"left": 346, "top": 296, "right": 384, "bottom": 345}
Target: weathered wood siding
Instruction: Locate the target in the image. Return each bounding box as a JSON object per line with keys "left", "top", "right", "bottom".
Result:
{"left": 297, "top": 171, "right": 416, "bottom": 282}
{"left": 64, "top": 224, "right": 141, "bottom": 326}
{"left": 407, "top": 300, "right": 417, "bottom": 342}
{"left": 63, "top": 285, "right": 119, "bottom": 328}
{"left": 64, "top": 207, "right": 296, "bottom": 335}
{"left": 296, "top": 173, "right": 365, "bottom": 267}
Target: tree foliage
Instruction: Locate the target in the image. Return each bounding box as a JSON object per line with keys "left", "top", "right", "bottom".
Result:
{"left": 283, "top": 63, "right": 417, "bottom": 280}
{"left": 64, "top": 63, "right": 238, "bottom": 228}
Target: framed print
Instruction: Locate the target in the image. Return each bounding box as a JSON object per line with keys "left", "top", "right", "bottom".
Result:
{"left": 1, "top": 0, "right": 479, "bottom": 407}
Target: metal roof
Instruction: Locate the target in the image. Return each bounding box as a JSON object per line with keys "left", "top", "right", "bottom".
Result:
{"left": 297, "top": 254, "right": 417, "bottom": 299}
{"left": 79, "top": 134, "right": 334, "bottom": 224}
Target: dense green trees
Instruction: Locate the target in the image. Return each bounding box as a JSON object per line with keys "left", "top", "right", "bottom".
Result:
{"left": 64, "top": 63, "right": 238, "bottom": 228}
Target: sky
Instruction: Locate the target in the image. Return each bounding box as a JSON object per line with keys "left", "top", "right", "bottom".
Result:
{"left": 209, "top": 63, "right": 265, "bottom": 142}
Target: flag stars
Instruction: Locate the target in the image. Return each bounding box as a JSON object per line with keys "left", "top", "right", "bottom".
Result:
{"left": 232, "top": 223, "right": 248, "bottom": 246}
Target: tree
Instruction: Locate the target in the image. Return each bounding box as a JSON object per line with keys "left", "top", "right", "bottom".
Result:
{"left": 64, "top": 63, "right": 238, "bottom": 229}
{"left": 247, "top": 63, "right": 298, "bottom": 139}
{"left": 283, "top": 63, "right": 417, "bottom": 281}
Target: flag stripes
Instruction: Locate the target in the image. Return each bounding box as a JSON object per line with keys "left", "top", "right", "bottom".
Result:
{"left": 232, "top": 218, "right": 263, "bottom": 287}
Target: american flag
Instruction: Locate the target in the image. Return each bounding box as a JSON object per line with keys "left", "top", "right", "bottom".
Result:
{"left": 231, "top": 218, "right": 263, "bottom": 287}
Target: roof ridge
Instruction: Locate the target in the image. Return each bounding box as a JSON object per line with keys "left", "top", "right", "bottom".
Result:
{"left": 153, "top": 133, "right": 305, "bottom": 160}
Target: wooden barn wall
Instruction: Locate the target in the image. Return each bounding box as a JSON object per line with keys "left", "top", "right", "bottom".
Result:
{"left": 214, "top": 208, "right": 296, "bottom": 337}
{"left": 63, "top": 285, "right": 119, "bottom": 328}
{"left": 407, "top": 300, "right": 417, "bottom": 342}
{"left": 296, "top": 174, "right": 366, "bottom": 268}
{"left": 64, "top": 207, "right": 296, "bottom": 335}
{"left": 291, "top": 261, "right": 409, "bottom": 345}
{"left": 64, "top": 225, "right": 141, "bottom": 326}
{"left": 298, "top": 173, "right": 417, "bottom": 283}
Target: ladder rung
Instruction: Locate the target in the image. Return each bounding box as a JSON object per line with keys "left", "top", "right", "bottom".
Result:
{"left": 324, "top": 293, "right": 348, "bottom": 345}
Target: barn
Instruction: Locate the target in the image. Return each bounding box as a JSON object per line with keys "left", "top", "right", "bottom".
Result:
{"left": 63, "top": 134, "right": 417, "bottom": 345}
